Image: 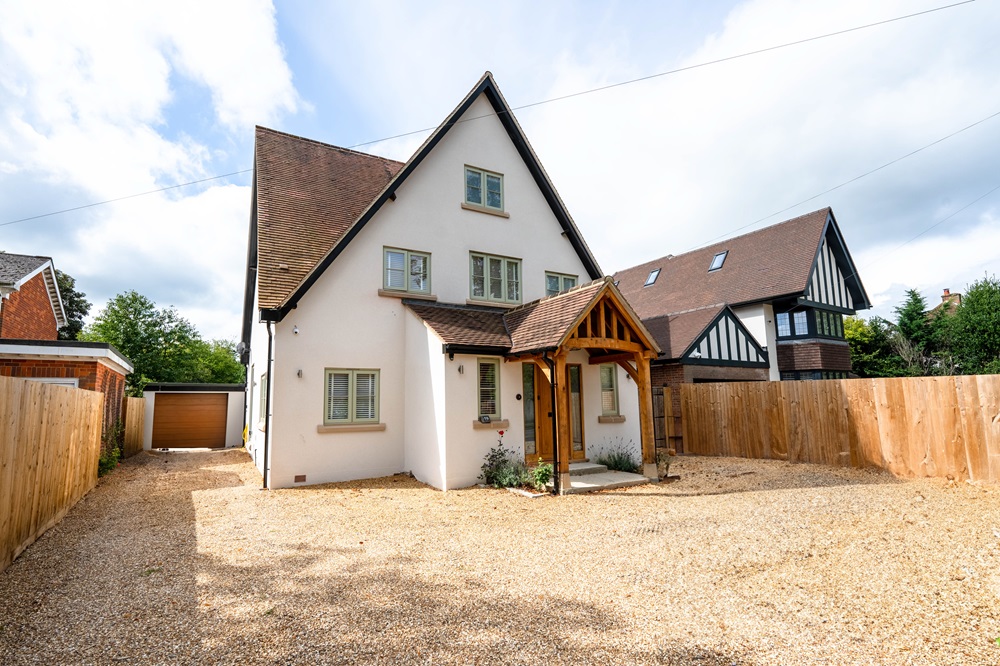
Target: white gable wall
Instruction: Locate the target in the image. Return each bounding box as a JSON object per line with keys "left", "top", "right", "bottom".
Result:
{"left": 262, "top": 92, "right": 597, "bottom": 489}
{"left": 731, "top": 303, "right": 780, "bottom": 380}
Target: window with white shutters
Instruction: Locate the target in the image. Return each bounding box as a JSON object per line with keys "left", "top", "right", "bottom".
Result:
{"left": 478, "top": 359, "right": 500, "bottom": 419}
{"left": 384, "top": 248, "right": 430, "bottom": 294}
{"left": 324, "top": 369, "right": 380, "bottom": 424}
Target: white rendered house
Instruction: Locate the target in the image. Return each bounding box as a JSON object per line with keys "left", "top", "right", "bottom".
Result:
{"left": 239, "top": 73, "right": 660, "bottom": 492}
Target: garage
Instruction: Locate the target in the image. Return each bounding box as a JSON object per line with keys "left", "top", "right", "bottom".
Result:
{"left": 143, "top": 383, "right": 246, "bottom": 450}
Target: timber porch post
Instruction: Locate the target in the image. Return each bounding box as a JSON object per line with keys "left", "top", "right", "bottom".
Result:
{"left": 554, "top": 351, "right": 573, "bottom": 493}
{"left": 635, "top": 350, "right": 657, "bottom": 479}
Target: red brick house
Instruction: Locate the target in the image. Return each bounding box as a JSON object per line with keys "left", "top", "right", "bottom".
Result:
{"left": 0, "top": 253, "right": 133, "bottom": 437}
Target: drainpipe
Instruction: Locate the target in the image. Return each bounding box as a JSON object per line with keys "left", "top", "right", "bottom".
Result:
{"left": 542, "top": 352, "right": 560, "bottom": 495}
{"left": 262, "top": 321, "right": 274, "bottom": 490}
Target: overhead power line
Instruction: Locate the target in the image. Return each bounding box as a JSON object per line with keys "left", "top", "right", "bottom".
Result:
{"left": 690, "top": 108, "right": 1000, "bottom": 250}
{"left": 0, "top": 0, "right": 977, "bottom": 228}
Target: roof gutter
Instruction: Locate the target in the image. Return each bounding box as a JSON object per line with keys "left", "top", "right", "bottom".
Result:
{"left": 442, "top": 343, "right": 511, "bottom": 357}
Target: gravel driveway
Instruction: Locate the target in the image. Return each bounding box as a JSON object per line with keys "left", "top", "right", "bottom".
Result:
{"left": 1, "top": 448, "right": 998, "bottom": 665}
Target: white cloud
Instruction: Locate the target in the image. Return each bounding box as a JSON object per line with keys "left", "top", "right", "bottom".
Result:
{"left": 0, "top": 0, "right": 297, "bottom": 338}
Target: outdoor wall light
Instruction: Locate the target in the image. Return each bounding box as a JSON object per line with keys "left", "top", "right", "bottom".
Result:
{"left": 691, "top": 350, "right": 703, "bottom": 359}
{"left": 297, "top": 369, "right": 302, "bottom": 378}
{"left": 458, "top": 364, "right": 464, "bottom": 374}
{"left": 293, "top": 325, "right": 299, "bottom": 335}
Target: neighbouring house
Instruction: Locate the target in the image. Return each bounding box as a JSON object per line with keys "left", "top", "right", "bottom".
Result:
{"left": 614, "top": 208, "right": 870, "bottom": 440}
{"left": 0, "top": 252, "right": 133, "bottom": 438}
{"left": 240, "top": 72, "right": 661, "bottom": 492}
{"left": 931, "top": 288, "right": 962, "bottom": 316}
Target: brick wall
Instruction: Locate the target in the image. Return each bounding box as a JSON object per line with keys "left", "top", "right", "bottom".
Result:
{"left": 0, "top": 359, "right": 127, "bottom": 446}
{"left": 0, "top": 273, "right": 58, "bottom": 340}
{"left": 776, "top": 340, "right": 852, "bottom": 373}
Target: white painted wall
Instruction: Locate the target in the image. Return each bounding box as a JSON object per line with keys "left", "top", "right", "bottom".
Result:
{"left": 142, "top": 389, "right": 246, "bottom": 450}
{"left": 251, "top": 91, "right": 612, "bottom": 489}
{"left": 582, "top": 355, "right": 642, "bottom": 465}
{"left": 403, "top": 309, "right": 447, "bottom": 489}
{"left": 731, "top": 303, "right": 780, "bottom": 380}
{"left": 443, "top": 353, "right": 526, "bottom": 490}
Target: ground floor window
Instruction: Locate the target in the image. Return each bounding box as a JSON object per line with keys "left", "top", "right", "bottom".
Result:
{"left": 478, "top": 359, "right": 500, "bottom": 419}
{"left": 600, "top": 364, "right": 619, "bottom": 416}
{"left": 325, "top": 369, "right": 380, "bottom": 424}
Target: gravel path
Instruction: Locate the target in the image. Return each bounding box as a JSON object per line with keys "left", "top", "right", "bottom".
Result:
{"left": 1, "top": 449, "right": 998, "bottom": 665}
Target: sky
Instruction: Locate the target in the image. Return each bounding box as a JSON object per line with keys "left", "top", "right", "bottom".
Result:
{"left": 1, "top": 0, "right": 998, "bottom": 341}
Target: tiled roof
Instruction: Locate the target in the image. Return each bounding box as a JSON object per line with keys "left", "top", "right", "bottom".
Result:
{"left": 505, "top": 280, "right": 606, "bottom": 354}
{"left": 642, "top": 305, "right": 725, "bottom": 360}
{"left": 254, "top": 127, "right": 404, "bottom": 309}
{"left": 404, "top": 301, "right": 510, "bottom": 349}
{"left": 614, "top": 208, "right": 831, "bottom": 320}
{"left": 0, "top": 253, "right": 49, "bottom": 285}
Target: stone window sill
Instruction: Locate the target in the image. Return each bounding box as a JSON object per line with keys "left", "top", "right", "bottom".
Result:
{"left": 378, "top": 289, "right": 437, "bottom": 301}
{"left": 598, "top": 415, "right": 626, "bottom": 424}
{"left": 316, "top": 423, "right": 386, "bottom": 434}
{"left": 465, "top": 299, "right": 518, "bottom": 309}
{"left": 473, "top": 419, "right": 510, "bottom": 430}
{"left": 461, "top": 202, "right": 510, "bottom": 218}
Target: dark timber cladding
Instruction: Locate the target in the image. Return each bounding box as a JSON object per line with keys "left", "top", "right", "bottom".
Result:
{"left": 151, "top": 393, "right": 228, "bottom": 448}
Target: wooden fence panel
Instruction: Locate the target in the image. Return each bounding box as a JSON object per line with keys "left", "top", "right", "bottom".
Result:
{"left": 122, "top": 396, "right": 145, "bottom": 458}
{"left": 679, "top": 374, "right": 1000, "bottom": 484}
{"left": 0, "top": 376, "right": 103, "bottom": 573}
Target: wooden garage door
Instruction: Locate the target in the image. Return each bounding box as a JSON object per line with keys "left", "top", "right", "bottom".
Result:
{"left": 151, "top": 393, "right": 228, "bottom": 449}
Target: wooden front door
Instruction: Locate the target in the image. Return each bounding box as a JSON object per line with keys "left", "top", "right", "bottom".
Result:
{"left": 568, "top": 364, "right": 586, "bottom": 460}
{"left": 523, "top": 364, "right": 553, "bottom": 463}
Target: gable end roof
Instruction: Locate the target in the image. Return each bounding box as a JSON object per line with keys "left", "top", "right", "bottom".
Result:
{"left": 256, "top": 72, "right": 603, "bottom": 322}
{"left": 0, "top": 253, "right": 67, "bottom": 328}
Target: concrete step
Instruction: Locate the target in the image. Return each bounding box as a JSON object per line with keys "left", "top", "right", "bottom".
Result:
{"left": 568, "top": 462, "right": 608, "bottom": 476}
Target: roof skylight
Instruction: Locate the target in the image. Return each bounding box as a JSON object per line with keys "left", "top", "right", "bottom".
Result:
{"left": 644, "top": 268, "right": 660, "bottom": 286}
{"left": 709, "top": 251, "right": 728, "bottom": 272}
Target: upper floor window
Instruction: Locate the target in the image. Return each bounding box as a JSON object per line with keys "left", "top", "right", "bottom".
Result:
{"left": 709, "top": 251, "right": 728, "bottom": 272}
{"left": 545, "top": 272, "right": 577, "bottom": 296}
{"left": 384, "top": 248, "right": 430, "bottom": 294}
{"left": 776, "top": 308, "right": 844, "bottom": 339}
{"left": 470, "top": 252, "right": 521, "bottom": 304}
{"left": 644, "top": 268, "right": 660, "bottom": 286}
{"left": 465, "top": 167, "right": 503, "bottom": 211}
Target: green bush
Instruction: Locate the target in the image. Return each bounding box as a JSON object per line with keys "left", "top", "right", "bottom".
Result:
{"left": 98, "top": 419, "right": 124, "bottom": 477}
{"left": 479, "top": 442, "right": 529, "bottom": 488}
{"left": 596, "top": 441, "right": 640, "bottom": 473}
{"left": 98, "top": 446, "right": 120, "bottom": 477}
{"left": 531, "top": 459, "right": 554, "bottom": 490}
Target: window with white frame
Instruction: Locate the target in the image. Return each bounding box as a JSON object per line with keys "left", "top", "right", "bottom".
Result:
{"left": 478, "top": 359, "right": 500, "bottom": 419}
{"left": 600, "top": 364, "right": 619, "bottom": 416}
{"left": 465, "top": 167, "right": 503, "bottom": 210}
{"left": 470, "top": 252, "right": 521, "bottom": 304}
{"left": 384, "top": 247, "right": 430, "bottom": 294}
{"left": 324, "top": 369, "right": 380, "bottom": 425}
{"left": 545, "top": 272, "right": 577, "bottom": 297}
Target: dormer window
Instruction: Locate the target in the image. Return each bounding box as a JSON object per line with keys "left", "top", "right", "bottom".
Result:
{"left": 644, "top": 268, "right": 660, "bottom": 287}
{"left": 465, "top": 166, "right": 503, "bottom": 211}
{"left": 709, "top": 251, "right": 728, "bottom": 272}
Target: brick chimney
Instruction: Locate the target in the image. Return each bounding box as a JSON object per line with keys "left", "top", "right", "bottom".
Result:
{"left": 941, "top": 288, "right": 962, "bottom": 310}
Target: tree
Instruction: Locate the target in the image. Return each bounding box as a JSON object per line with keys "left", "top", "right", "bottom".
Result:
{"left": 80, "top": 290, "right": 242, "bottom": 394}
{"left": 952, "top": 275, "right": 1000, "bottom": 375}
{"left": 844, "top": 315, "right": 906, "bottom": 378}
{"left": 55, "top": 270, "right": 91, "bottom": 340}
